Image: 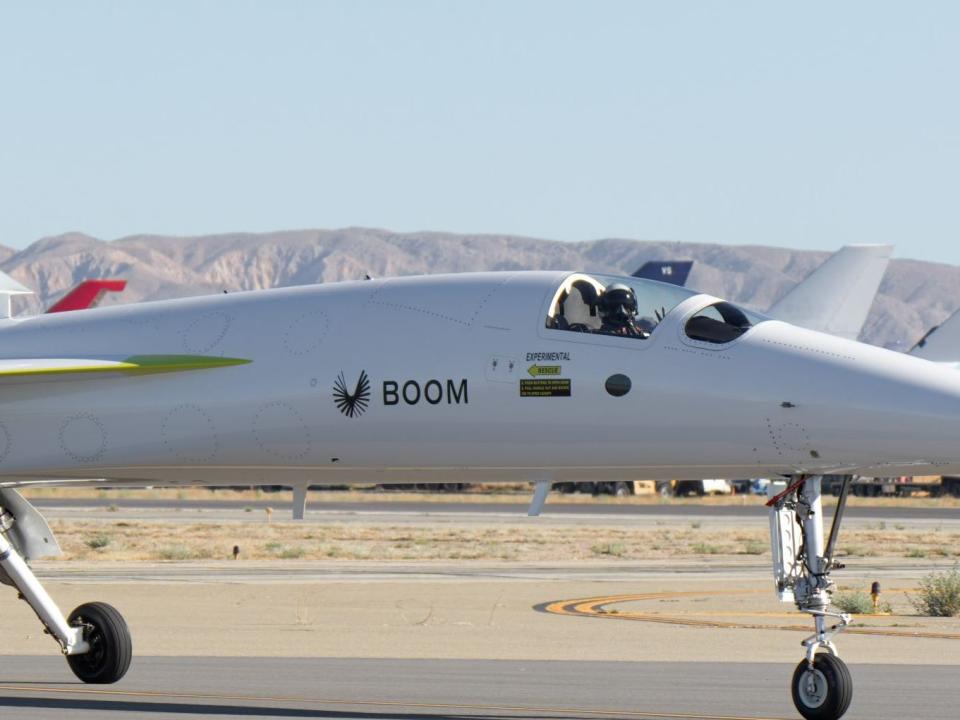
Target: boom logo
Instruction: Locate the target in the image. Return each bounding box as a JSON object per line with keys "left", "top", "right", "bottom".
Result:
{"left": 383, "top": 378, "right": 468, "bottom": 406}
{"left": 333, "top": 370, "right": 371, "bottom": 418}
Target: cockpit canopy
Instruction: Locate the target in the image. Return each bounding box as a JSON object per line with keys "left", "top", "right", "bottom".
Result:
{"left": 546, "top": 272, "right": 765, "bottom": 343}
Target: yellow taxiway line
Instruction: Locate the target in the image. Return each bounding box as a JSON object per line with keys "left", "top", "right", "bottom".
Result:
{"left": 541, "top": 591, "right": 960, "bottom": 641}
{"left": 0, "top": 683, "right": 788, "bottom": 720}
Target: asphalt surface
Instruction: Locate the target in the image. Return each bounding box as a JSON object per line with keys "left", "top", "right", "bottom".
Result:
{"left": 33, "top": 558, "right": 954, "bottom": 584}
{"left": 0, "top": 656, "right": 953, "bottom": 720}
{"left": 29, "top": 496, "right": 960, "bottom": 520}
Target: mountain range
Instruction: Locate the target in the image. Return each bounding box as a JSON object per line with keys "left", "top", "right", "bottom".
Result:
{"left": 2, "top": 228, "right": 958, "bottom": 349}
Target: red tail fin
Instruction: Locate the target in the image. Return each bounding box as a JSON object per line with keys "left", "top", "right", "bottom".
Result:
{"left": 46, "top": 280, "right": 127, "bottom": 313}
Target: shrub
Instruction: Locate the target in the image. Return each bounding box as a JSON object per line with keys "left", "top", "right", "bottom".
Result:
{"left": 692, "top": 543, "right": 721, "bottom": 555}
{"left": 591, "top": 543, "right": 626, "bottom": 557}
{"left": 911, "top": 566, "right": 960, "bottom": 617}
{"left": 155, "top": 544, "right": 212, "bottom": 561}
{"left": 833, "top": 591, "right": 889, "bottom": 614}
{"left": 85, "top": 534, "right": 111, "bottom": 550}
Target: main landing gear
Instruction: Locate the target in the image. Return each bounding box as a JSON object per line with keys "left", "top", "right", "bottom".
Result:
{"left": 768, "top": 475, "right": 854, "bottom": 720}
{"left": 0, "top": 499, "right": 131, "bottom": 684}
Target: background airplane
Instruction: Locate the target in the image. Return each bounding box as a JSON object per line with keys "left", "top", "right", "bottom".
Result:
{"left": 631, "top": 260, "right": 693, "bottom": 286}
{"left": 0, "top": 271, "right": 126, "bottom": 317}
{"left": 46, "top": 279, "right": 128, "bottom": 314}
{"left": 767, "top": 244, "right": 893, "bottom": 341}
{"left": 909, "top": 305, "right": 960, "bottom": 367}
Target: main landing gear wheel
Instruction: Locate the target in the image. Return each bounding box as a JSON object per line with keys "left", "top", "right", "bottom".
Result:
{"left": 791, "top": 653, "right": 853, "bottom": 720}
{"left": 65, "top": 602, "right": 132, "bottom": 684}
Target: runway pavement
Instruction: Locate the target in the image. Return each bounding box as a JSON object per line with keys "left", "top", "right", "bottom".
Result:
{"left": 6, "top": 498, "right": 959, "bottom": 719}
{"left": 31, "top": 558, "right": 960, "bottom": 584}
{"left": 28, "top": 496, "right": 960, "bottom": 522}
{"left": 0, "top": 656, "right": 955, "bottom": 720}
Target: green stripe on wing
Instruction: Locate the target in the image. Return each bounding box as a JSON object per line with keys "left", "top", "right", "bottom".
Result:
{"left": 122, "top": 355, "right": 252, "bottom": 373}
{"left": 0, "top": 355, "right": 251, "bottom": 378}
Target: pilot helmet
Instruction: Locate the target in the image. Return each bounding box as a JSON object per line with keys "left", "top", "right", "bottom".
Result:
{"left": 599, "top": 283, "right": 638, "bottom": 323}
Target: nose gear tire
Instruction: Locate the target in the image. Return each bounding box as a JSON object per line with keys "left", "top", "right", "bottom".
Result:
{"left": 65, "top": 602, "right": 132, "bottom": 684}
{"left": 791, "top": 653, "right": 852, "bottom": 720}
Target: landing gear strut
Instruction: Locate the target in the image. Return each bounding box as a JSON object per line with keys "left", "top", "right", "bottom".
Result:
{"left": 0, "top": 509, "right": 131, "bottom": 684}
{"left": 768, "top": 475, "right": 853, "bottom": 720}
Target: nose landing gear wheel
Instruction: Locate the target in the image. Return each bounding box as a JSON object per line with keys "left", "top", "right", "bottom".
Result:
{"left": 791, "top": 653, "right": 852, "bottom": 720}
{"left": 65, "top": 602, "right": 132, "bottom": 684}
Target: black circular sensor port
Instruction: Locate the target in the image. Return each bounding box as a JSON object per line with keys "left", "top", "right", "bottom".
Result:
{"left": 605, "top": 374, "right": 631, "bottom": 397}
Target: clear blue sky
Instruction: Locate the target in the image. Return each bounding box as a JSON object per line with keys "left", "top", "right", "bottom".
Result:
{"left": 1, "top": 2, "right": 958, "bottom": 263}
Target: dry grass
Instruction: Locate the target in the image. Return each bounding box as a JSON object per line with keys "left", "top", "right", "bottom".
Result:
{"left": 46, "top": 518, "right": 960, "bottom": 563}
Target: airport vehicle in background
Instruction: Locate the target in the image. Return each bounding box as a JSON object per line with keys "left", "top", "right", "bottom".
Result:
{"left": 674, "top": 478, "right": 733, "bottom": 496}
{"left": 730, "top": 478, "right": 770, "bottom": 495}
{"left": 555, "top": 478, "right": 729, "bottom": 497}
{"left": 553, "top": 479, "right": 659, "bottom": 496}
{"left": 3, "top": 270, "right": 960, "bottom": 718}
{"left": 821, "top": 474, "right": 960, "bottom": 498}
{"left": 377, "top": 482, "right": 471, "bottom": 492}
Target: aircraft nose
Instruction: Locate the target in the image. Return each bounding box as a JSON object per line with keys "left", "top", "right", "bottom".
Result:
{"left": 747, "top": 321, "right": 960, "bottom": 474}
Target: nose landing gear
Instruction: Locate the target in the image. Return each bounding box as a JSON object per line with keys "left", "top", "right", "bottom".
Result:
{"left": 768, "top": 474, "right": 854, "bottom": 720}
{"left": 1, "top": 508, "right": 132, "bottom": 684}
{"left": 65, "top": 602, "right": 133, "bottom": 684}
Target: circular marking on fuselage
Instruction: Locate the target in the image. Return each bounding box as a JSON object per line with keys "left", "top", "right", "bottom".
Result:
{"left": 282, "top": 310, "right": 329, "bottom": 356}
{"left": 252, "top": 401, "right": 312, "bottom": 461}
{"left": 160, "top": 404, "right": 219, "bottom": 462}
{"left": 605, "top": 374, "right": 632, "bottom": 397}
{"left": 0, "top": 422, "right": 11, "bottom": 464}
{"left": 182, "top": 312, "right": 232, "bottom": 353}
{"left": 59, "top": 413, "right": 107, "bottom": 463}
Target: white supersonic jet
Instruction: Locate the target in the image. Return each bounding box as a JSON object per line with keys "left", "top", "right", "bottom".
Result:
{"left": 2, "top": 270, "right": 960, "bottom": 720}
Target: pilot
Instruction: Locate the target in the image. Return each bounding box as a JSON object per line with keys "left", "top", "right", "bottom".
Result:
{"left": 598, "top": 283, "right": 646, "bottom": 337}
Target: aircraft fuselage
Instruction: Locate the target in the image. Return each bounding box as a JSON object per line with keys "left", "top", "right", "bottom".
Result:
{"left": 0, "top": 271, "right": 959, "bottom": 487}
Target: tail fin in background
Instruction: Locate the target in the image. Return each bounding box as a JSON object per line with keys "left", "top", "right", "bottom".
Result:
{"left": 46, "top": 280, "right": 127, "bottom": 314}
{"left": 768, "top": 245, "right": 893, "bottom": 341}
{"left": 0, "top": 271, "right": 33, "bottom": 319}
{"left": 910, "top": 308, "right": 960, "bottom": 363}
{"left": 631, "top": 260, "right": 693, "bottom": 287}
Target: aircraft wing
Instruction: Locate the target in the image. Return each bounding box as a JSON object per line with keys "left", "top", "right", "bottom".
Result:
{"left": 767, "top": 244, "right": 892, "bottom": 341}
{"left": 0, "top": 354, "right": 249, "bottom": 381}
{"left": 0, "top": 353, "right": 252, "bottom": 490}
